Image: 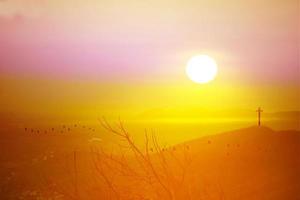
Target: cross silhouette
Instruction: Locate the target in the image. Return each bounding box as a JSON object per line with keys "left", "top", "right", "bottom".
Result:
{"left": 256, "top": 107, "right": 263, "bottom": 126}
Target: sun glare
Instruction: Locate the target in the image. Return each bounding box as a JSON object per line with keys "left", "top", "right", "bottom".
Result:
{"left": 186, "top": 55, "right": 218, "bottom": 84}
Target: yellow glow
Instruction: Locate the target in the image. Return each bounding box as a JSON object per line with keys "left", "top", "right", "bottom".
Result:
{"left": 186, "top": 55, "right": 218, "bottom": 84}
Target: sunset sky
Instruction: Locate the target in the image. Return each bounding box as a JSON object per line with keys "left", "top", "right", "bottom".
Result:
{"left": 0, "top": 0, "right": 299, "bottom": 125}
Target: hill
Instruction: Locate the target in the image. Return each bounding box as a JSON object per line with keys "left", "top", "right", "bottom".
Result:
{"left": 178, "top": 126, "right": 300, "bottom": 199}
{"left": 0, "top": 125, "right": 299, "bottom": 199}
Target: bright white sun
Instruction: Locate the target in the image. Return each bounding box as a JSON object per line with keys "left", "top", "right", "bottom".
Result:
{"left": 186, "top": 55, "right": 218, "bottom": 84}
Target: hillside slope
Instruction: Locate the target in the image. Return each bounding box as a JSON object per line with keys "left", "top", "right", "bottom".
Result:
{"left": 179, "top": 126, "right": 300, "bottom": 199}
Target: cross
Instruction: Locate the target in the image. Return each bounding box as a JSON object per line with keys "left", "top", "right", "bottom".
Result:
{"left": 256, "top": 107, "right": 263, "bottom": 126}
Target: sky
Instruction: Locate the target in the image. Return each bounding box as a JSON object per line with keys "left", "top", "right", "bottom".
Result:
{"left": 0, "top": 0, "right": 299, "bottom": 125}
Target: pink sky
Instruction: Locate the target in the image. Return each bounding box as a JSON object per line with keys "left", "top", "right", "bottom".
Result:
{"left": 0, "top": 0, "right": 299, "bottom": 83}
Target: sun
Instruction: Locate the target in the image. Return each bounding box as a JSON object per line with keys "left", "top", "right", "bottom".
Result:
{"left": 186, "top": 55, "right": 218, "bottom": 84}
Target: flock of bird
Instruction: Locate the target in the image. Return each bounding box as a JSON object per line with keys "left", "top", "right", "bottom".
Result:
{"left": 24, "top": 124, "right": 96, "bottom": 134}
